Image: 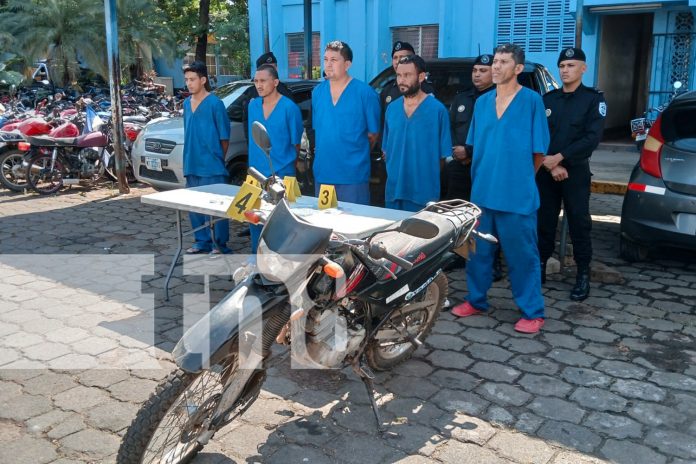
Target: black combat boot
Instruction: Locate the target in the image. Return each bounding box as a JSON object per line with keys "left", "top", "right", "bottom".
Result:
{"left": 540, "top": 260, "right": 547, "bottom": 285}
{"left": 570, "top": 265, "right": 590, "bottom": 301}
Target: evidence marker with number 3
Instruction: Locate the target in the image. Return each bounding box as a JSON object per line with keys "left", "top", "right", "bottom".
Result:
{"left": 318, "top": 184, "right": 338, "bottom": 209}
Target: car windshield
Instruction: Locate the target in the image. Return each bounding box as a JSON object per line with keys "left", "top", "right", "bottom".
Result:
{"left": 215, "top": 82, "right": 254, "bottom": 108}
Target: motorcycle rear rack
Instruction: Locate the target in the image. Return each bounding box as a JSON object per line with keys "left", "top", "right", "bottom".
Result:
{"left": 423, "top": 199, "right": 480, "bottom": 228}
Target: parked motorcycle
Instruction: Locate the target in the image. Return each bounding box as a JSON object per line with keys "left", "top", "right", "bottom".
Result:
{"left": 116, "top": 123, "right": 497, "bottom": 463}
{"left": 631, "top": 81, "right": 684, "bottom": 151}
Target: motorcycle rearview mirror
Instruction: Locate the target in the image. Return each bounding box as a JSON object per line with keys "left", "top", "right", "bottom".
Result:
{"left": 251, "top": 121, "right": 277, "bottom": 177}
{"left": 397, "top": 217, "right": 439, "bottom": 239}
{"left": 673, "top": 81, "right": 683, "bottom": 90}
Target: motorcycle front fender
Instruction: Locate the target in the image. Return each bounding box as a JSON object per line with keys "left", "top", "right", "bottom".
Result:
{"left": 172, "top": 279, "right": 287, "bottom": 373}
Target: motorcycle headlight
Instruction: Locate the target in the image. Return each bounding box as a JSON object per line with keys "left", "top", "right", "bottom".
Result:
{"left": 256, "top": 241, "right": 318, "bottom": 284}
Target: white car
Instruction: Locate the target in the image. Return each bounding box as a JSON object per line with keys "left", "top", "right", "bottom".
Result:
{"left": 132, "top": 80, "right": 317, "bottom": 190}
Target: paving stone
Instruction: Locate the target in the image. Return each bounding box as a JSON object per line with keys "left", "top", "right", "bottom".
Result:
{"left": 518, "top": 374, "right": 573, "bottom": 397}
{"left": 265, "top": 443, "right": 333, "bottom": 464}
{"left": 425, "top": 334, "right": 467, "bottom": 351}
{"left": 650, "top": 372, "right": 696, "bottom": 392}
{"left": 652, "top": 300, "right": 692, "bottom": 313}
{"left": 0, "top": 435, "right": 58, "bottom": 464}
{"left": 459, "top": 327, "right": 507, "bottom": 345}
{"left": 469, "top": 362, "right": 521, "bottom": 383}
{"left": 487, "top": 431, "right": 555, "bottom": 464}
{"left": 0, "top": 394, "right": 53, "bottom": 421}
{"left": 500, "top": 338, "right": 546, "bottom": 354}
{"left": 638, "top": 318, "right": 684, "bottom": 332}
{"left": 570, "top": 387, "right": 627, "bottom": 413}
{"left": 528, "top": 397, "right": 586, "bottom": 424}
{"left": 435, "top": 440, "right": 513, "bottom": 464}
{"left": 85, "top": 401, "right": 140, "bottom": 433}
{"left": 560, "top": 367, "right": 611, "bottom": 388}
{"left": 428, "top": 369, "right": 481, "bottom": 391}
{"left": 624, "top": 304, "right": 667, "bottom": 318}
{"left": 24, "top": 409, "right": 74, "bottom": 435}
{"left": 515, "top": 412, "right": 544, "bottom": 434}
{"left": 46, "top": 414, "right": 87, "bottom": 440}
{"left": 537, "top": 420, "right": 601, "bottom": 453}
{"left": 601, "top": 439, "right": 667, "bottom": 464}
{"left": 108, "top": 378, "right": 158, "bottom": 403}
{"left": 607, "top": 323, "right": 645, "bottom": 337}
{"left": 611, "top": 379, "right": 667, "bottom": 402}
{"left": 382, "top": 423, "right": 444, "bottom": 455}
{"left": 596, "top": 360, "right": 647, "bottom": 379}
{"left": 551, "top": 450, "right": 610, "bottom": 464}
{"left": 484, "top": 405, "right": 515, "bottom": 426}
{"left": 391, "top": 359, "right": 434, "bottom": 378}
{"left": 466, "top": 343, "right": 514, "bottom": 362}
{"left": 383, "top": 397, "right": 444, "bottom": 426}
{"left": 76, "top": 369, "right": 131, "bottom": 388}
{"left": 509, "top": 354, "right": 559, "bottom": 375}
{"left": 20, "top": 372, "right": 78, "bottom": 397}
{"left": 429, "top": 389, "right": 489, "bottom": 416}
{"left": 432, "top": 411, "right": 497, "bottom": 446}
{"left": 426, "top": 350, "right": 474, "bottom": 370}
{"left": 58, "top": 428, "right": 120, "bottom": 459}
{"left": 53, "top": 385, "right": 111, "bottom": 412}
{"left": 476, "top": 382, "right": 532, "bottom": 406}
{"left": 384, "top": 376, "right": 439, "bottom": 400}
{"left": 628, "top": 401, "right": 688, "bottom": 427}
{"left": 583, "top": 411, "right": 642, "bottom": 439}
{"left": 548, "top": 348, "right": 597, "bottom": 367}
{"left": 322, "top": 432, "right": 405, "bottom": 463}
{"left": 564, "top": 313, "right": 609, "bottom": 329}
{"left": 541, "top": 333, "right": 583, "bottom": 350}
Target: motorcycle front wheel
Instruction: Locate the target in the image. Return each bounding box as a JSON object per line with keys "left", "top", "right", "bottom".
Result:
{"left": 366, "top": 273, "right": 447, "bottom": 371}
{"left": 26, "top": 154, "right": 65, "bottom": 195}
{"left": 0, "top": 149, "right": 28, "bottom": 192}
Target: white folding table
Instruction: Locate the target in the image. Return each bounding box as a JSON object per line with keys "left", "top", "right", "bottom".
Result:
{"left": 141, "top": 184, "right": 412, "bottom": 299}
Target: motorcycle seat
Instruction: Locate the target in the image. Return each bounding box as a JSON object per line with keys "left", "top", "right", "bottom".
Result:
{"left": 373, "top": 211, "right": 458, "bottom": 276}
{"left": 26, "top": 135, "right": 77, "bottom": 147}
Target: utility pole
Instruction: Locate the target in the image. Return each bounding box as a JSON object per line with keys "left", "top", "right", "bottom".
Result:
{"left": 303, "top": 0, "right": 312, "bottom": 79}
{"left": 104, "top": 0, "right": 129, "bottom": 194}
{"left": 575, "top": 0, "right": 584, "bottom": 48}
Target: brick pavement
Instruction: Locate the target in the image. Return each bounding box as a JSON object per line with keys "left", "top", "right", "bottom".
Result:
{"left": 0, "top": 184, "right": 695, "bottom": 463}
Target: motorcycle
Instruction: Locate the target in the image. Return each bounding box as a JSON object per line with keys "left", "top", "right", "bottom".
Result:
{"left": 116, "top": 122, "right": 497, "bottom": 464}
{"left": 631, "top": 81, "right": 684, "bottom": 151}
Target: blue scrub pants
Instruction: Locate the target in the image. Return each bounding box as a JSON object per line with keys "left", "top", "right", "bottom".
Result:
{"left": 385, "top": 199, "right": 425, "bottom": 212}
{"left": 314, "top": 183, "right": 370, "bottom": 206}
{"left": 466, "top": 207, "right": 544, "bottom": 320}
{"left": 185, "top": 175, "right": 231, "bottom": 253}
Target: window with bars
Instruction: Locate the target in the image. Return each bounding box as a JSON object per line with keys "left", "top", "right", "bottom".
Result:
{"left": 496, "top": 0, "right": 575, "bottom": 53}
{"left": 391, "top": 25, "right": 440, "bottom": 59}
{"left": 183, "top": 53, "right": 233, "bottom": 77}
{"left": 287, "top": 32, "right": 321, "bottom": 79}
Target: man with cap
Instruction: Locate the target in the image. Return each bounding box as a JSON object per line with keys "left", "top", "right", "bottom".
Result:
{"left": 379, "top": 41, "right": 434, "bottom": 113}
{"left": 445, "top": 54, "right": 501, "bottom": 275}
{"left": 382, "top": 55, "right": 451, "bottom": 211}
{"left": 537, "top": 47, "right": 606, "bottom": 301}
{"left": 311, "top": 40, "right": 380, "bottom": 205}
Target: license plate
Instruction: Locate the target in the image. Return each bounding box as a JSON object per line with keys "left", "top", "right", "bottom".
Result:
{"left": 630, "top": 118, "right": 646, "bottom": 133}
{"left": 145, "top": 157, "right": 162, "bottom": 171}
{"left": 635, "top": 133, "right": 647, "bottom": 142}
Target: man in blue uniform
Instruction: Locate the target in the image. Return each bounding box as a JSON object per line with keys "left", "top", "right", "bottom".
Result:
{"left": 538, "top": 48, "right": 606, "bottom": 301}
{"left": 182, "top": 61, "right": 232, "bottom": 254}
{"left": 382, "top": 55, "right": 450, "bottom": 211}
{"left": 311, "top": 41, "right": 380, "bottom": 205}
{"left": 247, "top": 64, "right": 304, "bottom": 252}
{"left": 451, "top": 44, "right": 550, "bottom": 334}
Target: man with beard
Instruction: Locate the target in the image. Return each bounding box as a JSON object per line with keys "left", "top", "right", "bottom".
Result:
{"left": 380, "top": 41, "right": 434, "bottom": 113}
{"left": 451, "top": 44, "right": 549, "bottom": 334}
{"left": 382, "top": 55, "right": 451, "bottom": 211}
{"left": 247, "top": 64, "right": 303, "bottom": 252}
{"left": 311, "top": 41, "right": 380, "bottom": 205}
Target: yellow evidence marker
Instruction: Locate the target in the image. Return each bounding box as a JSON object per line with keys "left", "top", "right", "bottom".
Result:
{"left": 227, "top": 182, "right": 262, "bottom": 221}
{"left": 318, "top": 184, "right": 338, "bottom": 210}
{"left": 283, "top": 176, "right": 302, "bottom": 202}
{"left": 244, "top": 174, "right": 262, "bottom": 188}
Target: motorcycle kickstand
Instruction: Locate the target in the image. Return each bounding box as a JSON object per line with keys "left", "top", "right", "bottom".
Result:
{"left": 353, "top": 360, "right": 387, "bottom": 434}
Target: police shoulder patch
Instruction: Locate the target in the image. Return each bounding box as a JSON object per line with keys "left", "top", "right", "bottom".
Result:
{"left": 386, "top": 95, "right": 392, "bottom": 103}
{"left": 545, "top": 108, "right": 552, "bottom": 117}
{"left": 457, "top": 105, "right": 465, "bottom": 113}
{"left": 599, "top": 102, "right": 607, "bottom": 117}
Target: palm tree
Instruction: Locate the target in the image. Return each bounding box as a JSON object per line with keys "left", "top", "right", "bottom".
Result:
{"left": 0, "top": 0, "right": 105, "bottom": 86}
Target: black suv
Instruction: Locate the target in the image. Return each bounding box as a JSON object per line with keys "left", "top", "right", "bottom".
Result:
{"left": 366, "top": 58, "right": 560, "bottom": 205}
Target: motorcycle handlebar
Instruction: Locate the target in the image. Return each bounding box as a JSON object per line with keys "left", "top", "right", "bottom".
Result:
{"left": 247, "top": 167, "right": 268, "bottom": 185}
{"left": 368, "top": 242, "right": 414, "bottom": 271}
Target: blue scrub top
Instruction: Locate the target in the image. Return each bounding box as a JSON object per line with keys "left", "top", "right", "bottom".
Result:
{"left": 248, "top": 95, "right": 303, "bottom": 178}
{"left": 383, "top": 95, "right": 451, "bottom": 205}
{"left": 183, "top": 94, "right": 231, "bottom": 177}
{"left": 311, "top": 79, "right": 380, "bottom": 185}
{"left": 467, "top": 87, "right": 550, "bottom": 215}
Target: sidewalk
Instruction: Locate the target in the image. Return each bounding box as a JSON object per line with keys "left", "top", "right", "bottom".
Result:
{"left": 590, "top": 144, "right": 639, "bottom": 195}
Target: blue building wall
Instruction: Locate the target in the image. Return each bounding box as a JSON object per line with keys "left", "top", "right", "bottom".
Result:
{"left": 249, "top": 0, "right": 696, "bottom": 93}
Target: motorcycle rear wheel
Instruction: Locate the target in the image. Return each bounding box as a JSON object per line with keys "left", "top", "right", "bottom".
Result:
{"left": 27, "top": 154, "right": 65, "bottom": 195}
{"left": 0, "top": 149, "right": 28, "bottom": 192}
{"left": 366, "top": 273, "right": 447, "bottom": 371}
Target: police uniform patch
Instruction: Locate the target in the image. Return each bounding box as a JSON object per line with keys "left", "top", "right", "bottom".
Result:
{"left": 457, "top": 105, "right": 465, "bottom": 113}
{"left": 481, "top": 55, "right": 490, "bottom": 64}
{"left": 386, "top": 95, "right": 392, "bottom": 103}
{"left": 395, "top": 42, "right": 402, "bottom": 51}
{"left": 545, "top": 108, "right": 552, "bottom": 117}
{"left": 266, "top": 57, "right": 273, "bottom": 63}
{"left": 565, "top": 48, "right": 574, "bottom": 58}
{"left": 599, "top": 102, "right": 607, "bottom": 117}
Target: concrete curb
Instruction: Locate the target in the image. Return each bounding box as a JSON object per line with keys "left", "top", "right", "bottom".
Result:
{"left": 591, "top": 180, "right": 627, "bottom": 195}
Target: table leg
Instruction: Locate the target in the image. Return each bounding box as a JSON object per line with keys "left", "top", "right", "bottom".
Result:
{"left": 164, "top": 210, "right": 183, "bottom": 301}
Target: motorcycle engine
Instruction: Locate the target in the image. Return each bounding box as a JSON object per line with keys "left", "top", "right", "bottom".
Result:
{"left": 79, "top": 148, "right": 101, "bottom": 176}
{"left": 301, "top": 304, "right": 365, "bottom": 369}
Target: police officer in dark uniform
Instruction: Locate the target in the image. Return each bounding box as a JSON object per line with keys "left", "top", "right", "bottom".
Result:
{"left": 380, "top": 41, "right": 434, "bottom": 114}
{"left": 446, "top": 54, "right": 495, "bottom": 201}
{"left": 537, "top": 47, "right": 606, "bottom": 301}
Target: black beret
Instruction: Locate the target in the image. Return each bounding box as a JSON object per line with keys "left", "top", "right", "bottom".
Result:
{"left": 392, "top": 41, "right": 415, "bottom": 56}
{"left": 558, "top": 47, "right": 586, "bottom": 65}
{"left": 474, "top": 54, "right": 494, "bottom": 66}
{"left": 256, "top": 52, "right": 277, "bottom": 68}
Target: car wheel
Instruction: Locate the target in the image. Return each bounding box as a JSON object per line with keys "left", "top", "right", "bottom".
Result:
{"left": 226, "top": 159, "right": 248, "bottom": 186}
{"left": 619, "top": 235, "right": 648, "bottom": 262}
